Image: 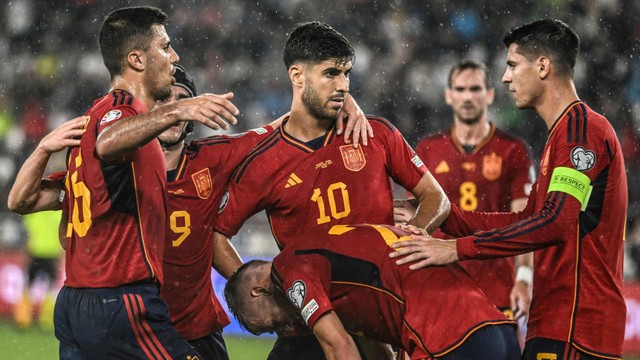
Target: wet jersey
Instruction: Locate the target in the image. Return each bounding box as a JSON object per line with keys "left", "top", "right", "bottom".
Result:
{"left": 445, "top": 101, "right": 627, "bottom": 358}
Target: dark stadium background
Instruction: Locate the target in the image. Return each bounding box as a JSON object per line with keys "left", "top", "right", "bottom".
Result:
{"left": 0, "top": 0, "right": 638, "bottom": 357}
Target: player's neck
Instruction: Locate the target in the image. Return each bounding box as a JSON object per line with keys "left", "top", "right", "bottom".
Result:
{"left": 162, "top": 143, "right": 184, "bottom": 171}
{"left": 536, "top": 79, "right": 580, "bottom": 129}
{"left": 453, "top": 118, "right": 490, "bottom": 146}
{"left": 110, "top": 75, "right": 155, "bottom": 111}
{"left": 286, "top": 107, "right": 334, "bottom": 142}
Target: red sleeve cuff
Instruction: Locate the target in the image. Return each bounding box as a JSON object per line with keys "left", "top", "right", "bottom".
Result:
{"left": 456, "top": 236, "right": 478, "bottom": 260}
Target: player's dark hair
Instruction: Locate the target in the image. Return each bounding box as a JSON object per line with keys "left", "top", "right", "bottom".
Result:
{"left": 503, "top": 19, "right": 580, "bottom": 77}
{"left": 99, "top": 6, "right": 169, "bottom": 77}
{"left": 448, "top": 59, "right": 491, "bottom": 88}
{"left": 283, "top": 21, "right": 355, "bottom": 69}
{"left": 224, "top": 260, "right": 270, "bottom": 336}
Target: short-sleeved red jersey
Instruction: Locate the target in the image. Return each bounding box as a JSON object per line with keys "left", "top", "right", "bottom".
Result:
{"left": 63, "top": 90, "right": 167, "bottom": 288}
{"left": 271, "top": 224, "right": 514, "bottom": 358}
{"left": 445, "top": 102, "right": 627, "bottom": 358}
{"left": 162, "top": 126, "right": 273, "bottom": 340}
{"left": 416, "top": 123, "right": 533, "bottom": 308}
{"left": 214, "top": 116, "right": 427, "bottom": 247}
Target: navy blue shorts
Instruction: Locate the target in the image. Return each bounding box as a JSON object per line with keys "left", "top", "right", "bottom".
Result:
{"left": 54, "top": 284, "right": 200, "bottom": 359}
{"left": 523, "top": 338, "right": 608, "bottom": 360}
{"left": 440, "top": 324, "right": 521, "bottom": 360}
{"left": 188, "top": 330, "right": 229, "bottom": 360}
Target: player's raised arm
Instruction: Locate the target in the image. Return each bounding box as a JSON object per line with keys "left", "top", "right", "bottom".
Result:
{"left": 8, "top": 116, "right": 86, "bottom": 214}
{"left": 96, "top": 93, "right": 239, "bottom": 163}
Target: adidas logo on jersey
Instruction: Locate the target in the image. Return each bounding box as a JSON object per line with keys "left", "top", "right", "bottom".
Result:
{"left": 285, "top": 173, "right": 303, "bottom": 188}
{"left": 435, "top": 161, "right": 450, "bottom": 174}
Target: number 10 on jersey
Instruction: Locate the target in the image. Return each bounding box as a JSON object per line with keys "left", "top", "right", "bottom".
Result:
{"left": 311, "top": 182, "right": 351, "bottom": 225}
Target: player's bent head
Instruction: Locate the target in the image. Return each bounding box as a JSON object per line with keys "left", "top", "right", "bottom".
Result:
{"left": 503, "top": 18, "right": 580, "bottom": 78}
{"left": 100, "top": 6, "right": 169, "bottom": 77}
{"left": 224, "top": 260, "right": 270, "bottom": 335}
{"left": 283, "top": 21, "right": 355, "bottom": 70}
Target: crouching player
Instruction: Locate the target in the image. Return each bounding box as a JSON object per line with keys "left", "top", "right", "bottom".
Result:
{"left": 224, "top": 224, "right": 520, "bottom": 360}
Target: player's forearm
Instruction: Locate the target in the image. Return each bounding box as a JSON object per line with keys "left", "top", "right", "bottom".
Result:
{"left": 457, "top": 193, "right": 581, "bottom": 260}
{"left": 96, "top": 105, "right": 179, "bottom": 162}
{"left": 7, "top": 147, "right": 61, "bottom": 214}
{"left": 313, "top": 312, "right": 362, "bottom": 360}
{"left": 440, "top": 204, "right": 524, "bottom": 238}
{"left": 212, "top": 232, "right": 243, "bottom": 279}
{"left": 407, "top": 174, "right": 450, "bottom": 233}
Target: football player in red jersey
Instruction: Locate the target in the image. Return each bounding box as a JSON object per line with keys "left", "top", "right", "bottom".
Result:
{"left": 7, "top": 6, "right": 239, "bottom": 359}
{"left": 412, "top": 59, "right": 534, "bottom": 321}
{"left": 224, "top": 224, "right": 520, "bottom": 360}
{"left": 213, "top": 21, "right": 449, "bottom": 359}
{"left": 390, "top": 19, "right": 627, "bottom": 360}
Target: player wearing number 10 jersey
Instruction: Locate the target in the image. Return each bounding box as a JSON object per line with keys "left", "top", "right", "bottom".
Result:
{"left": 415, "top": 123, "right": 533, "bottom": 309}
{"left": 214, "top": 116, "right": 434, "bottom": 248}
{"left": 214, "top": 21, "right": 449, "bottom": 359}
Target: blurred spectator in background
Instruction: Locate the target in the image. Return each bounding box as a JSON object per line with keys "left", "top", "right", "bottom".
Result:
{"left": 13, "top": 210, "right": 62, "bottom": 331}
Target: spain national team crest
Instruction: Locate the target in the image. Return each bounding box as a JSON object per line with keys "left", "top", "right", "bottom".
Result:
{"left": 339, "top": 145, "right": 366, "bottom": 172}
{"left": 482, "top": 152, "right": 502, "bottom": 181}
{"left": 192, "top": 168, "right": 212, "bottom": 199}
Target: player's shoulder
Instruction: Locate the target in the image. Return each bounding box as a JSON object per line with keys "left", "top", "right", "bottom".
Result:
{"left": 552, "top": 101, "right": 613, "bottom": 144}
{"left": 416, "top": 129, "right": 450, "bottom": 149}
{"left": 366, "top": 115, "right": 398, "bottom": 133}
{"left": 491, "top": 126, "right": 529, "bottom": 147}
{"left": 89, "top": 90, "right": 145, "bottom": 125}
{"left": 229, "top": 127, "right": 283, "bottom": 182}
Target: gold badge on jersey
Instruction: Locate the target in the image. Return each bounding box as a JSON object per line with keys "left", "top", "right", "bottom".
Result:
{"left": 339, "top": 145, "right": 366, "bottom": 172}
{"left": 482, "top": 152, "right": 502, "bottom": 181}
{"left": 192, "top": 168, "right": 212, "bottom": 199}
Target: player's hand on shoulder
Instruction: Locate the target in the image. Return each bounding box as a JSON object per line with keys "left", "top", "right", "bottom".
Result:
{"left": 39, "top": 116, "right": 87, "bottom": 153}
{"left": 389, "top": 234, "right": 458, "bottom": 269}
{"left": 175, "top": 92, "right": 239, "bottom": 130}
{"left": 336, "top": 93, "right": 373, "bottom": 148}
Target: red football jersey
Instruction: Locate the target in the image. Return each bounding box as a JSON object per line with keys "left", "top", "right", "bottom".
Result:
{"left": 63, "top": 90, "right": 167, "bottom": 288}
{"left": 162, "top": 126, "right": 273, "bottom": 340}
{"left": 214, "top": 116, "right": 427, "bottom": 248}
{"left": 272, "top": 224, "right": 514, "bottom": 358}
{"left": 416, "top": 123, "right": 533, "bottom": 308}
{"left": 445, "top": 102, "right": 627, "bottom": 357}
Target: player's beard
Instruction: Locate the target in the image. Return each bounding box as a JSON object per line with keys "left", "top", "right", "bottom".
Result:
{"left": 456, "top": 106, "right": 484, "bottom": 125}
{"left": 302, "top": 79, "right": 339, "bottom": 122}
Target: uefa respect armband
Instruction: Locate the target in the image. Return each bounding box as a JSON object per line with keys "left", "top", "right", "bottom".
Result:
{"left": 547, "top": 167, "right": 593, "bottom": 211}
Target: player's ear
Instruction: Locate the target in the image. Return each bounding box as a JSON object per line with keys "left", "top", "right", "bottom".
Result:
{"left": 538, "top": 56, "right": 550, "bottom": 80}
{"left": 127, "top": 50, "right": 145, "bottom": 72}
{"left": 444, "top": 87, "right": 452, "bottom": 105}
{"left": 289, "top": 64, "right": 304, "bottom": 88}
{"left": 486, "top": 86, "right": 495, "bottom": 106}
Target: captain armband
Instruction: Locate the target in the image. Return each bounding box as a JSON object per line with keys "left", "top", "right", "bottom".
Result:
{"left": 547, "top": 167, "right": 593, "bottom": 211}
